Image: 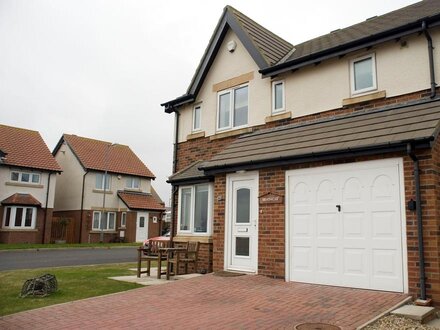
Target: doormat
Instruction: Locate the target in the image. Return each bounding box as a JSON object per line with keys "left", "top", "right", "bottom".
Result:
{"left": 213, "top": 271, "right": 246, "bottom": 277}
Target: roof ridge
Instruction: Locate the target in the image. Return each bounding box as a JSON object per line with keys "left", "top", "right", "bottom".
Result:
{"left": 63, "top": 134, "right": 129, "bottom": 148}
{"left": 0, "top": 124, "right": 39, "bottom": 134}
{"left": 294, "top": 0, "right": 428, "bottom": 48}
{"left": 226, "top": 5, "right": 293, "bottom": 58}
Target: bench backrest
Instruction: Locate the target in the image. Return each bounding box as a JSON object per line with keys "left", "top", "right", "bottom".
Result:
{"left": 147, "top": 239, "right": 170, "bottom": 255}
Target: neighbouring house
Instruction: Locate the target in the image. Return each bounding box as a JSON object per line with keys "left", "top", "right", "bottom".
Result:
{"left": 52, "top": 134, "right": 165, "bottom": 243}
{"left": 162, "top": 1, "right": 440, "bottom": 305}
{"left": 0, "top": 124, "right": 61, "bottom": 244}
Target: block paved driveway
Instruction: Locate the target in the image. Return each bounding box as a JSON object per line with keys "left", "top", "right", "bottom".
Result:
{"left": 0, "top": 274, "right": 408, "bottom": 330}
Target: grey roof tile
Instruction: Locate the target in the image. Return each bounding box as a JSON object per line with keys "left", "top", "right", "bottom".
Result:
{"left": 201, "top": 99, "right": 440, "bottom": 172}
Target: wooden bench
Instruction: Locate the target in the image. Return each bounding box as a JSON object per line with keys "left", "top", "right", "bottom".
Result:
{"left": 137, "top": 239, "right": 170, "bottom": 279}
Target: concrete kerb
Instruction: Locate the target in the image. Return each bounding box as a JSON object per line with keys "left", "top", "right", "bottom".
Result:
{"left": 356, "top": 296, "right": 413, "bottom": 329}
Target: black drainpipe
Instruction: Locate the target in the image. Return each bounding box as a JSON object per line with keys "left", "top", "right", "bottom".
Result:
{"left": 422, "top": 21, "right": 436, "bottom": 99}
{"left": 79, "top": 170, "right": 88, "bottom": 243}
{"left": 407, "top": 143, "right": 426, "bottom": 300}
{"left": 42, "top": 172, "right": 52, "bottom": 244}
{"left": 170, "top": 109, "right": 180, "bottom": 244}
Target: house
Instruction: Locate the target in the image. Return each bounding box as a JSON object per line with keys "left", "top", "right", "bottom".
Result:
{"left": 161, "top": 1, "right": 440, "bottom": 305}
{"left": 52, "top": 134, "right": 165, "bottom": 243}
{"left": 0, "top": 124, "right": 61, "bottom": 244}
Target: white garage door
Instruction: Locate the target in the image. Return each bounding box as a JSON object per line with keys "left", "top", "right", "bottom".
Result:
{"left": 286, "top": 158, "right": 406, "bottom": 292}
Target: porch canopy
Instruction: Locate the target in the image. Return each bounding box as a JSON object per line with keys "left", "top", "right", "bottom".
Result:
{"left": 200, "top": 99, "right": 440, "bottom": 174}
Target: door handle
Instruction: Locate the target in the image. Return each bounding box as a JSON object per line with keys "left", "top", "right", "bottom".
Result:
{"left": 336, "top": 205, "right": 341, "bottom": 212}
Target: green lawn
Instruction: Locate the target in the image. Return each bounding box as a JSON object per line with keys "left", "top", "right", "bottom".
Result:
{"left": 0, "top": 263, "right": 144, "bottom": 316}
{"left": 0, "top": 242, "right": 140, "bottom": 250}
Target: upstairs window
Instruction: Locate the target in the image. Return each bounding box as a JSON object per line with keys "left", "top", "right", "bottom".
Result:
{"left": 10, "top": 171, "right": 40, "bottom": 184}
{"left": 217, "top": 85, "right": 248, "bottom": 130}
{"left": 193, "top": 105, "right": 201, "bottom": 131}
{"left": 126, "top": 177, "right": 140, "bottom": 189}
{"left": 95, "top": 173, "right": 110, "bottom": 190}
{"left": 350, "top": 54, "right": 377, "bottom": 95}
{"left": 272, "top": 80, "right": 285, "bottom": 113}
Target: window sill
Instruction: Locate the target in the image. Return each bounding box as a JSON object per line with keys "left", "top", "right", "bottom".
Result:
{"left": 92, "top": 189, "right": 114, "bottom": 194}
{"left": 90, "top": 230, "right": 117, "bottom": 234}
{"left": 124, "top": 188, "right": 141, "bottom": 192}
{"left": 342, "top": 90, "right": 386, "bottom": 106}
{"left": 174, "top": 235, "right": 212, "bottom": 243}
{"left": 1, "top": 228, "right": 37, "bottom": 232}
{"left": 265, "top": 111, "right": 291, "bottom": 123}
{"left": 187, "top": 131, "right": 205, "bottom": 140}
{"left": 5, "top": 182, "right": 43, "bottom": 188}
{"left": 210, "top": 127, "right": 253, "bottom": 141}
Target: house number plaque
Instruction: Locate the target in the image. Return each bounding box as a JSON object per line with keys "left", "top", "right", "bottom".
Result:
{"left": 259, "top": 192, "right": 283, "bottom": 204}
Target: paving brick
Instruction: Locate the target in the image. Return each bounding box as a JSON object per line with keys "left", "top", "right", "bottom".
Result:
{"left": 0, "top": 274, "right": 408, "bottom": 330}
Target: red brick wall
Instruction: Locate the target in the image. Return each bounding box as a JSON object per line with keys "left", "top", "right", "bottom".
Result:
{"left": 173, "top": 88, "right": 440, "bottom": 303}
{"left": 0, "top": 208, "right": 52, "bottom": 244}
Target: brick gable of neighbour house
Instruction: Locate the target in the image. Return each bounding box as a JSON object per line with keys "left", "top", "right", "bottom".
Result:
{"left": 163, "top": 1, "right": 440, "bottom": 306}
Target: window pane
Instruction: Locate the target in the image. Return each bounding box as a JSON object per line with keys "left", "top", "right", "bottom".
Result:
{"left": 236, "top": 188, "right": 250, "bottom": 223}
{"left": 126, "top": 177, "right": 132, "bottom": 188}
{"left": 235, "top": 237, "right": 250, "bottom": 256}
{"left": 133, "top": 178, "right": 140, "bottom": 188}
{"left": 93, "top": 212, "right": 100, "bottom": 229}
{"left": 21, "top": 173, "right": 30, "bottom": 182}
{"left": 4, "top": 207, "right": 11, "bottom": 226}
{"left": 234, "top": 86, "right": 248, "bottom": 127}
{"left": 25, "top": 208, "right": 33, "bottom": 227}
{"left": 15, "top": 208, "right": 23, "bottom": 227}
{"left": 218, "top": 92, "right": 230, "bottom": 129}
{"left": 274, "top": 83, "right": 283, "bottom": 110}
{"left": 101, "top": 212, "right": 108, "bottom": 230}
{"left": 180, "top": 188, "right": 192, "bottom": 231}
{"left": 108, "top": 213, "right": 115, "bottom": 230}
{"left": 354, "top": 57, "right": 373, "bottom": 91}
{"left": 96, "top": 174, "right": 103, "bottom": 189}
{"left": 32, "top": 174, "right": 40, "bottom": 183}
{"left": 194, "top": 185, "right": 208, "bottom": 233}
{"left": 11, "top": 172, "right": 19, "bottom": 181}
{"left": 121, "top": 213, "right": 126, "bottom": 227}
{"left": 194, "top": 106, "right": 201, "bottom": 130}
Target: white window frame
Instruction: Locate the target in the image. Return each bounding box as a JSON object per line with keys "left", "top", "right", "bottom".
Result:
{"left": 92, "top": 211, "right": 116, "bottom": 231}
{"left": 177, "top": 183, "right": 213, "bottom": 235}
{"left": 121, "top": 212, "right": 127, "bottom": 228}
{"left": 125, "top": 177, "right": 140, "bottom": 189}
{"left": 217, "top": 84, "right": 249, "bottom": 131}
{"left": 350, "top": 53, "right": 377, "bottom": 95}
{"left": 272, "top": 80, "right": 285, "bottom": 114}
{"left": 10, "top": 171, "right": 41, "bottom": 184}
{"left": 192, "top": 104, "right": 202, "bottom": 132}
{"left": 95, "top": 173, "right": 111, "bottom": 190}
{"left": 2, "top": 206, "right": 37, "bottom": 229}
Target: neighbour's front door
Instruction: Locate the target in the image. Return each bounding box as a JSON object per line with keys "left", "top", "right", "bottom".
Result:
{"left": 136, "top": 212, "right": 149, "bottom": 242}
{"left": 226, "top": 172, "right": 258, "bottom": 273}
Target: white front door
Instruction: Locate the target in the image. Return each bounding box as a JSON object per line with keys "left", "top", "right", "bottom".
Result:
{"left": 136, "top": 212, "right": 149, "bottom": 242}
{"left": 286, "top": 158, "right": 406, "bottom": 292}
{"left": 226, "top": 172, "right": 258, "bottom": 273}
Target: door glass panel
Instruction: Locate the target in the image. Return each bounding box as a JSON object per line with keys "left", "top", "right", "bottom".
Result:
{"left": 236, "top": 188, "right": 250, "bottom": 223}
{"left": 235, "top": 237, "right": 250, "bottom": 256}
{"left": 139, "top": 217, "right": 145, "bottom": 228}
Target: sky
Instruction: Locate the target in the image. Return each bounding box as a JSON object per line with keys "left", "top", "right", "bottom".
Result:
{"left": 0, "top": 0, "right": 418, "bottom": 205}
